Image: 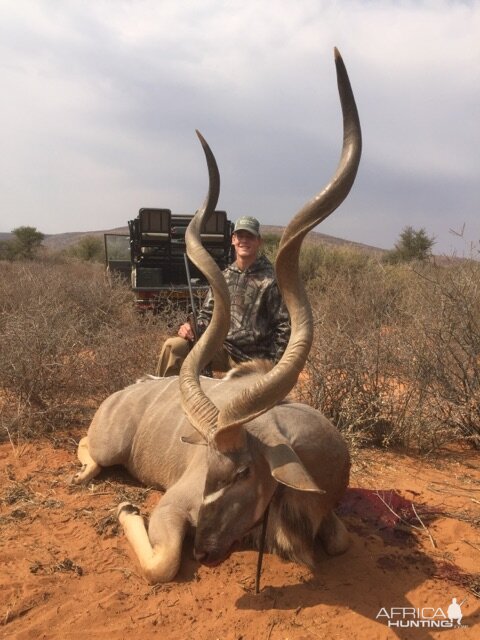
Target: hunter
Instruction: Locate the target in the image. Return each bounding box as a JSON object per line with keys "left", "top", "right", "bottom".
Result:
{"left": 156, "top": 216, "right": 291, "bottom": 376}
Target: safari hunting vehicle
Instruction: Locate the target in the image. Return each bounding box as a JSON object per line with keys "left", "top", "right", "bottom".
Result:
{"left": 104, "top": 208, "right": 234, "bottom": 311}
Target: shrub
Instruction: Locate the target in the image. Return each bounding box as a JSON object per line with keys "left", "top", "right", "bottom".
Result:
{"left": 384, "top": 226, "right": 435, "bottom": 264}
{"left": 0, "top": 226, "right": 45, "bottom": 260}
{"left": 400, "top": 259, "right": 480, "bottom": 445}
{"left": 300, "top": 243, "right": 373, "bottom": 284}
{"left": 1, "top": 244, "right": 478, "bottom": 453}
{"left": 0, "top": 260, "right": 183, "bottom": 439}
{"left": 261, "top": 233, "right": 280, "bottom": 263}
{"left": 263, "top": 235, "right": 374, "bottom": 285}
{"left": 297, "top": 255, "right": 479, "bottom": 451}
{"left": 67, "top": 235, "right": 104, "bottom": 262}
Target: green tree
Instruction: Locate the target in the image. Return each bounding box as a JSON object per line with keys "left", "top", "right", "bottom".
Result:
{"left": 68, "top": 235, "right": 104, "bottom": 262}
{"left": 7, "top": 226, "right": 45, "bottom": 260}
{"left": 384, "top": 226, "right": 435, "bottom": 264}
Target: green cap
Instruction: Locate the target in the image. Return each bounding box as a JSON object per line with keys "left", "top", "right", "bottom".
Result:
{"left": 233, "top": 216, "right": 260, "bottom": 237}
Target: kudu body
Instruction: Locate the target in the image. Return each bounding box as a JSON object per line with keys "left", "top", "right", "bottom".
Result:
{"left": 73, "top": 49, "right": 362, "bottom": 584}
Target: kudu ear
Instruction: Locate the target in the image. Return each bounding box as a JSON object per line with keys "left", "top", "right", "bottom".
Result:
{"left": 252, "top": 426, "right": 325, "bottom": 493}
{"left": 264, "top": 442, "right": 325, "bottom": 493}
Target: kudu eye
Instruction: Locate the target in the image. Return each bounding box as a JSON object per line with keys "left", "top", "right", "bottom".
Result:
{"left": 235, "top": 466, "right": 251, "bottom": 481}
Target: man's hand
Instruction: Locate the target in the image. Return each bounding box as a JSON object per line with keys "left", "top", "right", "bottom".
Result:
{"left": 178, "top": 322, "right": 195, "bottom": 341}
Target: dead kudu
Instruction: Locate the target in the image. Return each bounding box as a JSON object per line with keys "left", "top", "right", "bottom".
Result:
{"left": 73, "top": 49, "right": 362, "bottom": 585}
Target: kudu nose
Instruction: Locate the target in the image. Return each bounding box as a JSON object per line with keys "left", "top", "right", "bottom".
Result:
{"left": 194, "top": 547, "right": 224, "bottom": 566}
{"left": 194, "top": 549, "right": 208, "bottom": 563}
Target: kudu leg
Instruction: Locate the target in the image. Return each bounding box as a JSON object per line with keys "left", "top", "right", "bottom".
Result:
{"left": 117, "top": 500, "right": 188, "bottom": 584}
{"left": 72, "top": 436, "right": 102, "bottom": 484}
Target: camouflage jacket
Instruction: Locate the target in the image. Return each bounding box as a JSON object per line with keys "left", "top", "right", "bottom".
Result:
{"left": 197, "top": 255, "right": 291, "bottom": 363}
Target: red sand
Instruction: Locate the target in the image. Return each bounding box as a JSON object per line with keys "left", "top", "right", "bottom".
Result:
{"left": 1, "top": 435, "right": 479, "bottom": 639}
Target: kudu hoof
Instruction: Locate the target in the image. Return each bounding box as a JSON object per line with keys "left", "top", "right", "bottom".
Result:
{"left": 117, "top": 502, "right": 141, "bottom": 521}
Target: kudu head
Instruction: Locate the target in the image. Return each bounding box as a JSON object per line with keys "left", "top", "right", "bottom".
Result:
{"left": 180, "top": 49, "right": 362, "bottom": 566}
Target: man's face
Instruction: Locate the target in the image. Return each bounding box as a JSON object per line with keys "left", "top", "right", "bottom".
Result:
{"left": 231, "top": 230, "right": 262, "bottom": 261}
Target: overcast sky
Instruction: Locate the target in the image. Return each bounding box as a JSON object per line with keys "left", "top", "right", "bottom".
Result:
{"left": 1, "top": 0, "right": 478, "bottom": 254}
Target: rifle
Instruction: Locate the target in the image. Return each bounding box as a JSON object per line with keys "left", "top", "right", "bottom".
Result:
{"left": 184, "top": 253, "right": 198, "bottom": 343}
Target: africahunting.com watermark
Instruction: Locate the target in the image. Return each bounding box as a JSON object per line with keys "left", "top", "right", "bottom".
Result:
{"left": 376, "top": 597, "right": 468, "bottom": 629}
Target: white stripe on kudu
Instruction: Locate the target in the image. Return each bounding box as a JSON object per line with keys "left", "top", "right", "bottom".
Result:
{"left": 203, "top": 486, "right": 227, "bottom": 505}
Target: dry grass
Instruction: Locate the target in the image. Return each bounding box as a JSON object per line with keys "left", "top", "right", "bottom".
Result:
{"left": 1, "top": 248, "right": 479, "bottom": 453}
{"left": 0, "top": 259, "right": 183, "bottom": 440}
{"left": 298, "top": 250, "right": 480, "bottom": 451}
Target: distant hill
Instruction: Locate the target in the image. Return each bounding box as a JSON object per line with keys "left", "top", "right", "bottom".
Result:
{"left": 261, "top": 225, "right": 385, "bottom": 255}
{"left": 42, "top": 227, "right": 130, "bottom": 250}
{"left": 0, "top": 227, "right": 128, "bottom": 250}
{"left": 1, "top": 225, "right": 385, "bottom": 255}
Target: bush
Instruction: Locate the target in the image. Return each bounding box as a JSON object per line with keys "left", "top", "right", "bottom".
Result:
{"left": 0, "top": 260, "right": 182, "bottom": 439}
{"left": 261, "top": 233, "right": 280, "bottom": 263}
{"left": 400, "top": 259, "right": 480, "bottom": 445}
{"left": 1, "top": 244, "right": 478, "bottom": 453}
{"left": 299, "top": 243, "right": 373, "bottom": 284}
{"left": 298, "top": 256, "right": 480, "bottom": 451}
{"left": 263, "top": 235, "right": 373, "bottom": 285}
{"left": 0, "top": 226, "right": 45, "bottom": 260}
{"left": 67, "top": 235, "right": 104, "bottom": 262}
{"left": 299, "top": 260, "right": 408, "bottom": 445}
{"left": 384, "top": 226, "right": 435, "bottom": 264}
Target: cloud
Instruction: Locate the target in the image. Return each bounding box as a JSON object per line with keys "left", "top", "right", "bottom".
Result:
{"left": 0, "top": 0, "right": 478, "bottom": 254}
